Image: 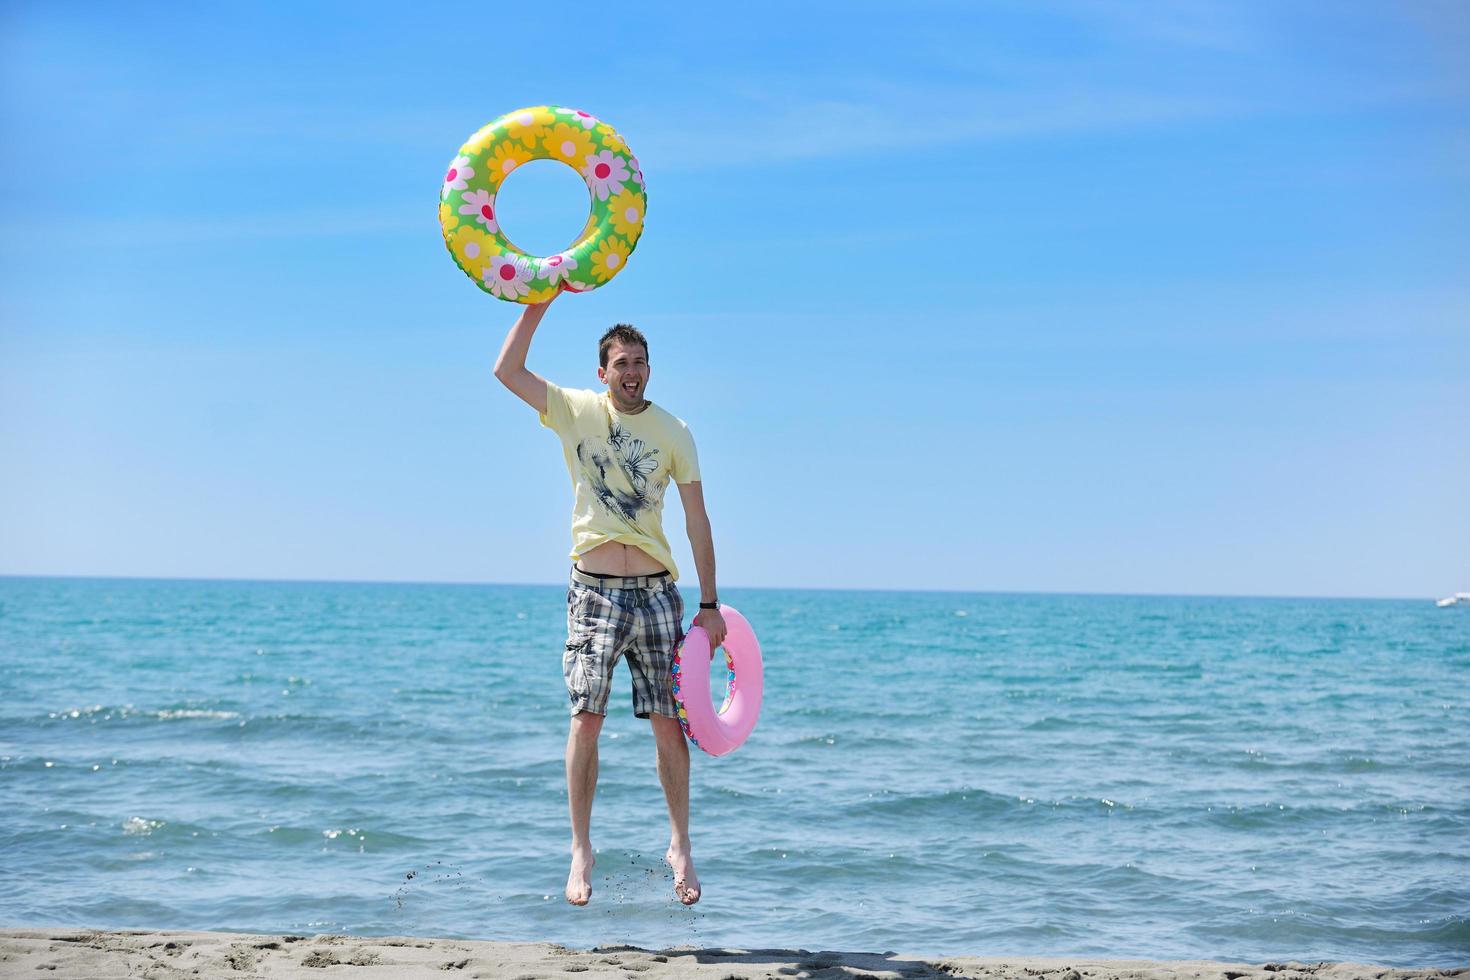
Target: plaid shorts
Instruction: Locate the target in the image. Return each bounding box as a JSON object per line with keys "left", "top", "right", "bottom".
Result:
{"left": 564, "top": 568, "right": 685, "bottom": 719}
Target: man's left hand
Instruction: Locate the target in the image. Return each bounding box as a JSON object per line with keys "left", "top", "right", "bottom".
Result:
{"left": 693, "top": 607, "right": 727, "bottom": 655}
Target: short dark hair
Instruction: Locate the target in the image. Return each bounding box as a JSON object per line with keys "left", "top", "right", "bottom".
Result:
{"left": 599, "top": 323, "right": 649, "bottom": 368}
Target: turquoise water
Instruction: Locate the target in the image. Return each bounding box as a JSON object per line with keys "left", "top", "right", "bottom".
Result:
{"left": 1, "top": 576, "right": 1466, "bottom": 966}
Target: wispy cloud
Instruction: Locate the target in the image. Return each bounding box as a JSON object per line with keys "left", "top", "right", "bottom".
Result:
{"left": 610, "top": 2, "right": 1460, "bottom": 172}
{"left": 1053, "top": 0, "right": 1265, "bottom": 53}
{"left": 627, "top": 85, "right": 1247, "bottom": 172}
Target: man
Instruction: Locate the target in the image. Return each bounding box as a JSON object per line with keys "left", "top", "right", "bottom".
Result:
{"left": 493, "top": 291, "right": 726, "bottom": 908}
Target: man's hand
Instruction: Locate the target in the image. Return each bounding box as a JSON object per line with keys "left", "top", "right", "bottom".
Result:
{"left": 693, "top": 607, "right": 726, "bottom": 655}
{"left": 525, "top": 284, "right": 566, "bottom": 313}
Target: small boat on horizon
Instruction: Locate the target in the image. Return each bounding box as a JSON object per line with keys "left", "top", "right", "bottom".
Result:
{"left": 1435, "top": 592, "right": 1470, "bottom": 607}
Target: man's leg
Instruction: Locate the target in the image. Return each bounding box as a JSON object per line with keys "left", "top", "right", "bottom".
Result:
{"left": 563, "top": 575, "right": 626, "bottom": 907}
{"left": 650, "top": 713, "right": 701, "bottom": 905}
{"left": 565, "top": 710, "right": 604, "bottom": 905}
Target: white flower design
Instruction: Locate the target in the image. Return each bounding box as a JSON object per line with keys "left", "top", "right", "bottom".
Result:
{"left": 629, "top": 156, "right": 644, "bottom": 190}
{"left": 458, "top": 189, "right": 498, "bottom": 230}
{"left": 558, "top": 107, "right": 599, "bottom": 129}
{"left": 582, "top": 150, "right": 630, "bottom": 201}
{"left": 482, "top": 253, "right": 534, "bottom": 300}
{"left": 536, "top": 252, "right": 579, "bottom": 285}
{"left": 442, "top": 155, "right": 473, "bottom": 198}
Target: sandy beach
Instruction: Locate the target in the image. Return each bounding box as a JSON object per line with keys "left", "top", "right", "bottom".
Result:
{"left": 0, "top": 928, "right": 1459, "bottom": 979}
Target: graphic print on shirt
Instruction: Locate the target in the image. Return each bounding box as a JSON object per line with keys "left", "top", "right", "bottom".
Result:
{"left": 575, "top": 421, "right": 665, "bottom": 532}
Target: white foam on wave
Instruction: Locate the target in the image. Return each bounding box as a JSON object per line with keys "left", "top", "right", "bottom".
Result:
{"left": 48, "top": 704, "right": 106, "bottom": 719}
{"left": 122, "top": 816, "right": 164, "bottom": 836}
{"left": 48, "top": 705, "right": 240, "bottom": 721}
{"left": 322, "top": 827, "right": 366, "bottom": 841}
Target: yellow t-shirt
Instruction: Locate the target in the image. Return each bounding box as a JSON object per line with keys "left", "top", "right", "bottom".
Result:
{"left": 539, "top": 381, "right": 700, "bottom": 579}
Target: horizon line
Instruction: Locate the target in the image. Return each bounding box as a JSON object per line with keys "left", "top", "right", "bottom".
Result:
{"left": 0, "top": 572, "right": 1442, "bottom": 604}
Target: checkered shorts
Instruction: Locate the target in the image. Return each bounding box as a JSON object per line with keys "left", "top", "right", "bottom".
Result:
{"left": 563, "top": 570, "right": 685, "bottom": 719}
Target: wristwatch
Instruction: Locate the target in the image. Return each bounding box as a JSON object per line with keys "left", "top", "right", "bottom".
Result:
{"left": 699, "top": 601, "right": 720, "bottom": 610}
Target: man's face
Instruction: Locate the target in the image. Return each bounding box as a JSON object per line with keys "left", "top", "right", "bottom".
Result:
{"left": 598, "top": 341, "right": 650, "bottom": 411}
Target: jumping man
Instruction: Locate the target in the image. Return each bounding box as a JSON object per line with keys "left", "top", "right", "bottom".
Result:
{"left": 493, "top": 291, "right": 726, "bottom": 907}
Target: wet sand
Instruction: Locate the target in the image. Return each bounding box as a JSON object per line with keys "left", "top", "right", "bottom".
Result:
{"left": 0, "top": 927, "right": 1461, "bottom": 979}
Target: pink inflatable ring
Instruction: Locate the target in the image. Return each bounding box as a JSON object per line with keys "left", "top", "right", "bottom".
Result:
{"left": 671, "top": 604, "right": 763, "bottom": 756}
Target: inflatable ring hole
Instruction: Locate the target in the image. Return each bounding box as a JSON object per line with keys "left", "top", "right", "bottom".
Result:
{"left": 492, "top": 158, "right": 593, "bottom": 257}
{"left": 707, "top": 648, "right": 736, "bottom": 715}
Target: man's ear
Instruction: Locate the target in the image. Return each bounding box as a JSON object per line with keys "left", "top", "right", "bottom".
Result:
{"left": 597, "top": 365, "right": 607, "bottom": 384}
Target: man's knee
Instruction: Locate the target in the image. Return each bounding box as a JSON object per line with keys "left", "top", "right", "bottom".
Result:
{"left": 648, "top": 713, "right": 684, "bottom": 743}
{"left": 570, "top": 710, "right": 605, "bottom": 741}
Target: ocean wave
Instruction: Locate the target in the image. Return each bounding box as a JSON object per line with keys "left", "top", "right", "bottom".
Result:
{"left": 154, "top": 709, "right": 241, "bottom": 720}
{"left": 1192, "top": 799, "right": 1458, "bottom": 832}
{"left": 842, "top": 787, "right": 1127, "bottom": 819}
{"left": 115, "top": 815, "right": 216, "bottom": 842}
{"left": 253, "top": 824, "right": 428, "bottom": 851}
{"left": 36, "top": 704, "right": 242, "bottom": 723}
{"left": 121, "top": 816, "right": 164, "bottom": 836}
{"left": 1189, "top": 908, "right": 1470, "bottom": 954}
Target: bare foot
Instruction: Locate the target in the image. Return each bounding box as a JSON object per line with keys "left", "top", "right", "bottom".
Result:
{"left": 665, "top": 845, "right": 701, "bottom": 905}
{"left": 566, "top": 847, "right": 595, "bottom": 906}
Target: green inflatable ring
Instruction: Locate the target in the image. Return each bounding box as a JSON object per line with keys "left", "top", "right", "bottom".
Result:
{"left": 439, "top": 105, "right": 647, "bottom": 304}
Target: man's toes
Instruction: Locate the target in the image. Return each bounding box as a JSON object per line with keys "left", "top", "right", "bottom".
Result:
{"left": 566, "top": 869, "right": 593, "bottom": 904}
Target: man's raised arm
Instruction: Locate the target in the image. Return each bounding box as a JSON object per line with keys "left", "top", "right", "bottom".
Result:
{"left": 492, "top": 294, "right": 557, "bottom": 414}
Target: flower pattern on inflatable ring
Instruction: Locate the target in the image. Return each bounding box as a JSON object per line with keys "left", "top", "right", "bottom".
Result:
{"left": 629, "top": 156, "right": 645, "bottom": 190}
{"left": 589, "top": 236, "right": 630, "bottom": 282}
{"left": 482, "top": 253, "right": 535, "bottom": 301}
{"left": 557, "top": 107, "right": 599, "bottom": 129}
{"left": 450, "top": 226, "right": 495, "bottom": 277}
{"left": 537, "top": 252, "right": 579, "bottom": 286}
{"left": 594, "top": 124, "right": 629, "bottom": 156}
{"left": 486, "top": 142, "right": 532, "bottom": 184}
{"left": 607, "top": 189, "right": 645, "bottom": 239}
{"left": 583, "top": 150, "right": 630, "bottom": 201}
{"left": 461, "top": 123, "right": 498, "bottom": 157}
{"left": 544, "top": 123, "right": 597, "bottom": 168}
{"left": 442, "top": 155, "right": 473, "bottom": 199}
{"left": 439, "top": 201, "right": 459, "bottom": 235}
{"left": 458, "top": 189, "right": 498, "bottom": 231}
{"left": 504, "top": 107, "right": 553, "bottom": 149}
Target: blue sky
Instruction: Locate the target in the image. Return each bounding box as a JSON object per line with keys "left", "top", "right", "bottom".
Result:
{"left": 2, "top": 1, "right": 1466, "bottom": 597}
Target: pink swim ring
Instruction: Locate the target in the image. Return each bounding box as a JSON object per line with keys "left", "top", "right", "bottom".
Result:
{"left": 670, "top": 604, "right": 763, "bottom": 756}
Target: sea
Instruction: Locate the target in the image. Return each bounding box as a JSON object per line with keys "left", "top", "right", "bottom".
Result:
{"left": 1, "top": 576, "right": 1466, "bottom": 967}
